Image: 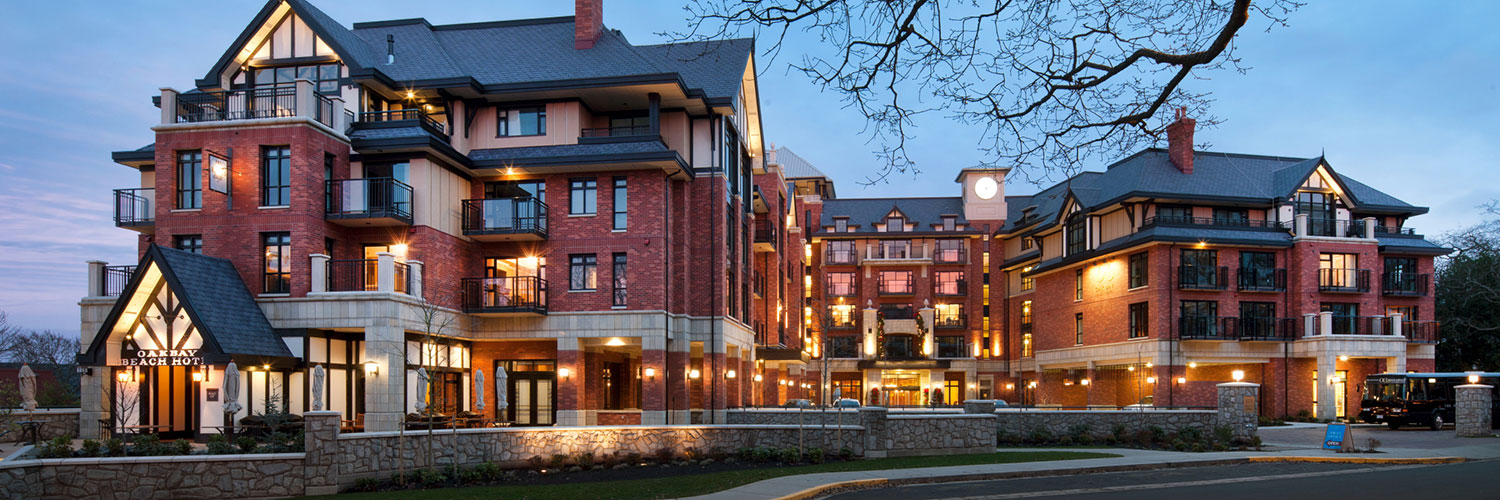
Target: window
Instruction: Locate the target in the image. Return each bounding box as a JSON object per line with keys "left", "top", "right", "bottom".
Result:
{"left": 1156, "top": 205, "right": 1192, "bottom": 222}
{"left": 828, "top": 304, "right": 856, "bottom": 328}
{"left": 935, "top": 271, "right": 965, "bottom": 295}
{"left": 569, "top": 179, "right": 597, "bottom": 215}
{"left": 1129, "top": 302, "right": 1149, "bottom": 338}
{"left": 1213, "top": 208, "right": 1249, "bottom": 225}
{"left": 244, "top": 63, "right": 341, "bottom": 94}
{"left": 1074, "top": 313, "right": 1084, "bottom": 345}
{"left": 497, "top": 106, "right": 546, "bottom": 136}
{"left": 1180, "top": 300, "right": 1218, "bottom": 338}
{"left": 828, "top": 336, "right": 858, "bottom": 357}
{"left": 1239, "top": 302, "right": 1277, "bottom": 339}
{"left": 1180, "top": 249, "right": 1220, "bottom": 288}
{"left": 322, "top": 153, "right": 334, "bottom": 210}
{"left": 834, "top": 218, "right": 848, "bottom": 232}
{"left": 1074, "top": 269, "right": 1084, "bottom": 300}
{"left": 1065, "top": 217, "right": 1086, "bottom": 255}
{"left": 485, "top": 180, "right": 546, "bottom": 202}
{"left": 608, "top": 114, "right": 650, "bottom": 135}
{"left": 262, "top": 232, "right": 290, "bottom": 294}
{"left": 878, "top": 303, "right": 915, "bottom": 319}
{"left": 935, "top": 303, "right": 964, "bottom": 327}
{"left": 1022, "top": 237, "right": 1035, "bottom": 250}
{"left": 878, "top": 270, "right": 914, "bottom": 294}
{"left": 174, "top": 234, "right": 203, "bottom": 254}
{"left": 611, "top": 253, "right": 627, "bottom": 306}
{"left": 1020, "top": 266, "right": 1034, "bottom": 291}
{"left": 885, "top": 216, "right": 904, "bottom": 232}
{"left": 1322, "top": 303, "right": 1359, "bottom": 334}
{"left": 826, "top": 272, "right": 856, "bottom": 296}
{"left": 1319, "top": 252, "right": 1360, "bottom": 289}
{"left": 1128, "top": 252, "right": 1148, "bottom": 288}
{"left": 612, "top": 177, "right": 628, "bottom": 230}
{"left": 1021, "top": 333, "right": 1033, "bottom": 357}
{"left": 936, "top": 239, "right": 964, "bottom": 262}
{"left": 569, "top": 254, "right": 597, "bottom": 291}
{"left": 936, "top": 335, "right": 965, "bottom": 358}
{"left": 942, "top": 216, "right": 956, "bottom": 231}
{"left": 1240, "top": 251, "right": 1279, "bottom": 290}
{"left": 1020, "top": 300, "right": 1033, "bottom": 329}
{"left": 827, "top": 240, "right": 856, "bottom": 264}
{"left": 1384, "top": 257, "right": 1419, "bottom": 293}
{"left": 176, "top": 151, "right": 202, "bottom": 209}
{"left": 260, "top": 146, "right": 291, "bottom": 207}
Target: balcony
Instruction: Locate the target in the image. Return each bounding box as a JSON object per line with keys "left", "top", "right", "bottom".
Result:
{"left": 101, "top": 265, "right": 138, "bottom": 297}
{"left": 1177, "top": 266, "right": 1228, "bottom": 290}
{"left": 1142, "top": 216, "right": 1288, "bottom": 231}
{"left": 1375, "top": 225, "right": 1420, "bottom": 237}
{"left": 167, "top": 83, "right": 340, "bottom": 130}
{"left": 825, "top": 248, "right": 858, "bottom": 265}
{"left": 877, "top": 276, "right": 915, "bottom": 295}
{"left": 933, "top": 246, "right": 967, "bottom": 264}
{"left": 461, "top": 198, "right": 548, "bottom": 241}
{"left": 460, "top": 276, "right": 548, "bottom": 316}
{"left": 934, "top": 280, "right": 966, "bottom": 296}
{"left": 325, "top": 178, "right": 414, "bottom": 226}
{"left": 581, "top": 125, "right": 654, "bottom": 139}
{"left": 864, "top": 243, "right": 929, "bottom": 264}
{"left": 1222, "top": 317, "right": 1300, "bottom": 341}
{"left": 1318, "top": 268, "right": 1371, "bottom": 293}
{"left": 753, "top": 219, "right": 777, "bottom": 252}
{"left": 355, "top": 109, "right": 446, "bottom": 136}
{"left": 1178, "top": 316, "right": 1231, "bottom": 340}
{"left": 825, "top": 281, "right": 857, "bottom": 297}
{"left": 1328, "top": 315, "right": 1393, "bottom": 336}
{"left": 1381, "top": 272, "right": 1429, "bottom": 296}
{"left": 935, "top": 336, "right": 967, "bottom": 358}
{"left": 1406, "top": 321, "right": 1440, "bottom": 344}
{"left": 324, "top": 259, "right": 411, "bottom": 294}
{"left": 826, "top": 313, "right": 857, "bottom": 329}
{"left": 1304, "top": 218, "right": 1367, "bottom": 238}
{"left": 113, "top": 188, "right": 155, "bottom": 232}
{"left": 1237, "top": 267, "right": 1286, "bottom": 292}
{"left": 934, "top": 314, "right": 966, "bottom": 329}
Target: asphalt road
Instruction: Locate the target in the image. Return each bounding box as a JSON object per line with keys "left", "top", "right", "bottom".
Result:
{"left": 824, "top": 460, "right": 1500, "bottom": 500}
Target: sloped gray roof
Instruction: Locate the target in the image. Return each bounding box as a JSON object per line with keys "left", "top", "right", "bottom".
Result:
{"left": 777, "top": 147, "right": 829, "bottom": 179}
{"left": 154, "top": 247, "right": 293, "bottom": 359}
{"left": 819, "top": 197, "right": 968, "bottom": 233}
{"left": 470, "top": 140, "right": 672, "bottom": 162}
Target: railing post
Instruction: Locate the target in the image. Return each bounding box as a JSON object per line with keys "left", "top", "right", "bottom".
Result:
{"left": 309, "top": 254, "right": 329, "bottom": 293}
{"left": 1389, "top": 312, "right": 1404, "bottom": 337}
{"left": 1294, "top": 213, "right": 1308, "bottom": 238}
{"left": 1363, "top": 217, "right": 1378, "bottom": 239}
{"left": 159, "top": 88, "right": 178, "bottom": 125}
{"left": 87, "top": 260, "right": 108, "bottom": 297}
{"left": 376, "top": 252, "right": 396, "bottom": 293}
{"left": 328, "top": 96, "right": 346, "bottom": 131}
{"left": 1318, "top": 311, "right": 1334, "bottom": 336}
{"left": 407, "top": 260, "right": 424, "bottom": 299}
{"left": 294, "top": 79, "right": 316, "bottom": 120}
{"left": 1302, "top": 313, "right": 1317, "bottom": 338}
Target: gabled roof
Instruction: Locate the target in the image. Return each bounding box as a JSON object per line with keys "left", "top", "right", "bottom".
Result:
{"left": 818, "top": 197, "right": 969, "bottom": 234}
{"left": 777, "top": 147, "right": 829, "bottom": 179}
{"left": 81, "top": 246, "right": 293, "bottom": 366}
{"left": 198, "top": 0, "right": 382, "bottom": 88}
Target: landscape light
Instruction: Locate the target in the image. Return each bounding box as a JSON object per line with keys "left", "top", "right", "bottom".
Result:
{"left": 1232, "top": 370, "right": 1245, "bottom": 382}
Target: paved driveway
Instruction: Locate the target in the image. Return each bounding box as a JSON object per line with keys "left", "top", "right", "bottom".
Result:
{"left": 1259, "top": 422, "right": 1500, "bottom": 458}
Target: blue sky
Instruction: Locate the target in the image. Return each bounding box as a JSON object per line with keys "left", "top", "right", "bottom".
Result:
{"left": 1, "top": 1, "right": 1496, "bottom": 332}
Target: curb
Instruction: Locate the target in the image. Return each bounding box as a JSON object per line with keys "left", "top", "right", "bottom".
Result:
{"left": 764, "top": 455, "right": 1466, "bottom": 499}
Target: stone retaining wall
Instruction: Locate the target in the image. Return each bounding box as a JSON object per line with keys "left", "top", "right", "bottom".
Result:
{"left": 726, "top": 408, "right": 955, "bottom": 426}
{"left": 0, "top": 453, "right": 304, "bottom": 500}
{"left": 0, "top": 409, "right": 80, "bottom": 441}
{"left": 993, "top": 409, "right": 1218, "bottom": 440}
{"left": 886, "top": 414, "right": 995, "bottom": 455}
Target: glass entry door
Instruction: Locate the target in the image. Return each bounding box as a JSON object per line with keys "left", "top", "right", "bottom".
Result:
{"left": 142, "top": 365, "right": 199, "bottom": 439}
{"left": 499, "top": 360, "right": 555, "bottom": 426}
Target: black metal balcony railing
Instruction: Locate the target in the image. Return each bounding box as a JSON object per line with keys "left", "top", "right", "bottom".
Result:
{"left": 879, "top": 307, "right": 917, "bottom": 320}
{"left": 1381, "top": 272, "right": 1430, "bottom": 296}
{"left": 1237, "top": 267, "right": 1287, "bottom": 291}
{"left": 827, "top": 339, "right": 859, "bottom": 358}
{"left": 1142, "top": 216, "right": 1287, "bottom": 230}
{"left": 102, "top": 265, "right": 138, "bottom": 297}
{"left": 827, "top": 313, "right": 857, "bottom": 329}
{"left": 935, "top": 337, "right": 967, "bottom": 358}
{"left": 1318, "top": 268, "right": 1371, "bottom": 293}
{"left": 933, "top": 246, "right": 967, "bottom": 264}
{"left": 934, "top": 314, "right": 966, "bottom": 328}
{"left": 326, "top": 259, "right": 410, "bottom": 294}
{"left": 1223, "top": 317, "right": 1300, "bottom": 341}
{"left": 174, "top": 86, "right": 296, "bottom": 123}
{"left": 1375, "top": 225, "right": 1418, "bottom": 236}
{"left": 581, "top": 125, "right": 653, "bottom": 137}
{"left": 460, "top": 198, "right": 548, "bottom": 237}
{"left": 113, "top": 188, "right": 155, "bottom": 227}
{"left": 326, "top": 178, "right": 414, "bottom": 223}
{"left": 825, "top": 281, "right": 857, "bottom": 297}
{"left": 1406, "top": 321, "right": 1440, "bottom": 343}
{"left": 934, "top": 280, "right": 966, "bottom": 296}
{"left": 825, "top": 248, "right": 857, "bottom": 265}
{"left": 1177, "top": 266, "right": 1228, "bottom": 290}
{"left": 460, "top": 276, "right": 548, "bottom": 314}
{"left": 872, "top": 244, "right": 923, "bottom": 259}
{"left": 877, "top": 276, "right": 915, "bottom": 295}
{"left": 753, "top": 219, "right": 776, "bottom": 249}
{"left": 1306, "top": 218, "right": 1367, "bottom": 238}
{"left": 358, "top": 109, "right": 446, "bottom": 135}
{"left": 1178, "top": 316, "right": 1229, "bottom": 340}
{"left": 1329, "top": 315, "right": 1392, "bottom": 336}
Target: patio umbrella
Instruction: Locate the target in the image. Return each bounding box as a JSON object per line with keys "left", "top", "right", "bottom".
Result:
{"left": 494, "top": 366, "right": 509, "bottom": 413}
{"left": 17, "top": 363, "right": 36, "bottom": 412}
{"left": 222, "top": 362, "right": 243, "bottom": 415}
{"left": 832, "top": 386, "right": 842, "bottom": 403}
{"left": 415, "top": 367, "right": 430, "bottom": 413}
{"left": 311, "top": 364, "right": 326, "bottom": 412}
{"left": 474, "top": 369, "right": 486, "bottom": 412}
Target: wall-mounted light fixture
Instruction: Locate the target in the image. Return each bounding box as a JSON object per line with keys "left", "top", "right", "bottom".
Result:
{"left": 1146, "top": 376, "right": 1157, "bottom": 384}
{"left": 1187, "top": 362, "right": 1197, "bottom": 369}
{"left": 363, "top": 361, "right": 379, "bottom": 377}
{"left": 688, "top": 369, "right": 700, "bottom": 379}
{"left": 1005, "top": 383, "right": 1015, "bottom": 390}
{"left": 1338, "top": 355, "right": 1349, "bottom": 362}
{"left": 754, "top": 374, "right": 763, "bottom": 382}
{"left": 1176, "top": 377, "right": 1187, "bottom": 385}
{"left": 644, "top": 367, "right": 656, "bottom": 379}
{"left": 116, "top": 371, "right": 131, "bottom": 383}
{"left": 726, "top": 370, "right": 737, "bottom": 379}
{"left": 558, "top": 367, "right": 572, "bottom": 379}
{"left": 192, "top": 370, "right": 205, "bottom": 382}
{"left": 1080, "top": 378, "right": 1091, "bottom": 386}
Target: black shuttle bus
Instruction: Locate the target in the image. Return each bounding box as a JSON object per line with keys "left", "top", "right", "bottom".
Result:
{"left": 1359, "top": 372, "right": 1500, "bottom": 430}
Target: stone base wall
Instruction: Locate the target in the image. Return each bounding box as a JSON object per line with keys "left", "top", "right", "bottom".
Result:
{"left": 0, "top": 454, "right": 304, "bottom": 500}
{"left": 1456, "top": 384, "right": 1494, "bottom": 438}
{"left": 330, "top": 425, "right": 864, "bottom": 484}
{"left": 886, "top": 415, "right": 995, "bottom": 455}
{"left": 726, "top": 408, "right": 956, "bottom": 426}
{"left": 994, "top": 409, "right": 1218, "bottom": 440}
{"left": 0, "top": 409, "right": 80, "bottom": 441}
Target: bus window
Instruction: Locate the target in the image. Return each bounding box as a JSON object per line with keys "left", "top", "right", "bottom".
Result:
{"left": 1408, "top": 379, "right": 1429, "bottom": 401}
{"left": 1364, "top": 380, "right": 1404, "bottom": 401}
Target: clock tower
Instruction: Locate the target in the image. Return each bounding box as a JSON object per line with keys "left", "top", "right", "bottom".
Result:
{"left": 957, "top": 167, "right": 1009, "bottom": 222}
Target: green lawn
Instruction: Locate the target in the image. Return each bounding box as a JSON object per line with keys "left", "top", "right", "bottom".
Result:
{"left": 319, "top": 451, "right": 1119, "bottom": 500}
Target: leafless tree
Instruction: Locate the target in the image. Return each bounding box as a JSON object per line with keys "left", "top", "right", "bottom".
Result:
{"left": 410, "top": 300, "right": 458, "bottom": 471}
{"left": 675, "top": 0, "right": 1300, "bottom": 184}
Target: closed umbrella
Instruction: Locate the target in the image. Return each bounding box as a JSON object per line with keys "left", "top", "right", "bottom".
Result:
{"left": 222, "top": 362, "right": 242, "bottom": 415}
{"left": 311, "top": 364, "right": 326, "bottom": 412}
{"left": 494, "top": 366, "right": 509, "bottom": 416}
{"left": 415, "top": 367, "right": 429, "bottom": 413}
{"left": 17, "top": 363, "right": 36, "bottom": 412}
{"left": 474, "top": 369, "right": 486, "bottom": 412}
{"left": 832, "top": 386, "right": 842, "bottom": 404}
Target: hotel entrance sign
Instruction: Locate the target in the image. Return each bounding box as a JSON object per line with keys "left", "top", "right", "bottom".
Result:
{"left": 122, "top": 349, "right": 205, "bottom": 367}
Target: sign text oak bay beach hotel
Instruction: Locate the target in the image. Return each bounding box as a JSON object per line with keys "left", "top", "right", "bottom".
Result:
{"left": 120, "top": 349, "right": 207, "bottom": 367}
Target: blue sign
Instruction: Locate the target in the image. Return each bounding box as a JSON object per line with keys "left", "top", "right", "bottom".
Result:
{"left": 1323, "top": 423, "right": 1348, "bottom": 450}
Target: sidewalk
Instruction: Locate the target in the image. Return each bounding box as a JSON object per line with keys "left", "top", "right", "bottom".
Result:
{"left": 681, "top": 433, "right": 1496, "bottom": 500}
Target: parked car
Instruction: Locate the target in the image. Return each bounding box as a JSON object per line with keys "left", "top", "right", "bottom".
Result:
{"left": 833, "top": 398, "right": 861, "bottom": 408}
{"left": 782, "top": 399, "right": 813, "bottom": 408}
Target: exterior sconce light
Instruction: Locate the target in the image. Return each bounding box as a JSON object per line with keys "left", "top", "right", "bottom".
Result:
{"left": 262, "top": 364, "right": 271, "bottom": 371}
{"left": 1467, "top": 373, "right": 1481, "bottom": 384}
{"left": 363, "top": 361, "right": 379, "bottom": 377}
{"left": 1080, "top": 379, "right": 1090, "bottom": 386}
{"left": 606, "top": 337, "right": 625, "bottom": 347}
{"left": 1146, "top": 376, "right": 1157, "bottom": 384}
{"left": 1128, "top": 365, "right": 1136, "bottom": 372}
{"left": 689, "top": 369, "right": 701, "bottom": 379}
{"left": 192, "top": 371, "right": 204, "bottom": 382}
{"left": 644, "top": 367, "right": 656, "bottom": 378}
{"left": 559, "top": 367, "right": 572, "bottom": 379}
{"left": 753, "top": 374, "right": 763, "bottom": 382}
{"left": 1005, "top": 383, "right": 1015, "bottom": 390}
{"left": 1064, "top": 379, "right": 1073, "bottom": 386}
{"left": 1232, "top": 370, "right": 1245, "bottom": 382}
{"left": 1176, "top": 377, "right": 1187, "bottom": 385}
{"left": 1328, "top": 374, "right": 1341, "bottom": 386}
{"left": 116, "top": 371, "right": 131, "bottom": 383}
{"left": 1145, "top": 362, "right": 1153, "bottom": 368}
{"left": 726, "top": 370, "right": 737, "bottom": 379}
{"left": 1187, "top": 362, "right": 1197, "bottom": 369}
{"left": 1338, "top": 355, "right": 1349, "bottom": 362}
{"left": 967, "top": 383, "right": 977, "bottom": 389}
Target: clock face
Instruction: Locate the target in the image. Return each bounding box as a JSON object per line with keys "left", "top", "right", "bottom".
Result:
{"left": 974, "top": 177, "right": 999, "bottom": 200}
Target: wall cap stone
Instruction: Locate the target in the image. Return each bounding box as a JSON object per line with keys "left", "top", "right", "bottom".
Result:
{"left": 0, "top": 452, "right": 304, "bottom": 471}
{"left": 337, "top": 424, "right": 868, "bottom": 441}
{"left": 1217, "top": 382, "right": 1261, "bottom": 388}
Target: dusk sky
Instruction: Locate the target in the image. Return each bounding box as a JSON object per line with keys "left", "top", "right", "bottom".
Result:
{"left": 1, "top": 1, "right": 1496, "bottom": 333}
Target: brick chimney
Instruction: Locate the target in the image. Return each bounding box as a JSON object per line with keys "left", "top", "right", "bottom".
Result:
{"left": 575, "top": 0, "right": 603, "bottom": 49}
{"left": 1166, "top": 107, "right": 1195, "bottom": 174}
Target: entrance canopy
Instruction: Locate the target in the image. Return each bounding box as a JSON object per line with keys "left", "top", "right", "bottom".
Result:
{"left": 80, "top": 245, "right": 296, "bottom": 368}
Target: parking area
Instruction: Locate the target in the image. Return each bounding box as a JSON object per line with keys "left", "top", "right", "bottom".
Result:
{"left": 1259, "top": 422, "right": 1495, "bottom": 453}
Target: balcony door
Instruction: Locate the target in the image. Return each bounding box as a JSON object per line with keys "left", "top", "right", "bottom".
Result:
{"left": 498, "top": 360, "right": 556, "bottom": 426}
{"left": 482, "top": 181, "right": 545, "bottom": 231}
{"left": 482, "top": 257, "right": 543, "bottom": 308}
{"left": 363, "top": 162, "right": 410, "bottom": 215}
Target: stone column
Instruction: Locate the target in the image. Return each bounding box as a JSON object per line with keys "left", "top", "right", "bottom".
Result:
{"left": 666, "top": 339, "right": 691, "bottom": 425}
{"left": 1318, "top": 311, "right": 1334, "bottom": 336}
{"left": 859, "top": 406, "right": 890, "bottom": 458}
{"left": 1389, "top": 312, "right": 1404, "bottom": 338}
{"left": 1363, "top": 217, "right": 1378, "bottom": 239}
{"left": 1303, "top": 313, "right": 1318, "bottom": 339}
{"left": 376, "top": 252, "right": 396, "bottom": 292}
{"left": 407, "top": 260, "right": 424, "bottom": 299}
{"left": 309, "top": 254, "right": 329, "bottom": 293}
{"left": 1216, "top": 382, "right": 1260, "bottom": 441}
{"left": 726, "top": 349, "right": 742, "bottom": 409}
{"left": 294, "top": 79, "right": 316, "bottom": 119}
{"left": 1315, "top": 355, "right": 1337, "bottom": 421}
{"left": 363, "top": 325, "right": 407, "bottom": 432}
{"left": 864, "top": 369, "right": 883, "bottom": 405}
{"left": 1456, "top": 384, "right": 1493, "bottom": 438}
{"left": 78, "top": 370, "right": 108, "bottom": 439}
{"left": 303, "top": 411, "right": 342, "bottom": 496}
{"left": 86, "top": 260, "right": 107, "bottom": 297}
{"left": 1389, "top": 355, "right": 1406, "bottom": 374}
{"left": 556, "top": 338, "right": 583, "bottom": 426}
{"left": 918, "top": 305, "right": 935, "bottom": 357}
{"left": 1294, "top": 213, "right": 1309, "bottom": 238}
{"left": 641, "top": 336, "right": 667, "bottom": 425}
{"left": 328, "top": 96, "right": 347, "bottom": 131}
{"left": 159, "top": 88, "right": 178, "bottom": 124}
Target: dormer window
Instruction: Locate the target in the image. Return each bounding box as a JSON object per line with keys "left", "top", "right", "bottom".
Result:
{"left": 834, "top": 218, "right": 848, "bottom": 232}
{"left": 942, "top": 216, "right": 956, "bottom": 231}
{"left": 886, "top": 216, "right": 904, "bottom": 232}
{"left": 1065, "top": 215, "right": 1087, "bottom": 255}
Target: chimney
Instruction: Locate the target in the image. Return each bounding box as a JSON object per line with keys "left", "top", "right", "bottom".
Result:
{"left": 1166, "top": 107, "right": 1195, "bottom": 174}
{"left": 575, "top": 0, "right": 603, "bottom": 49}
